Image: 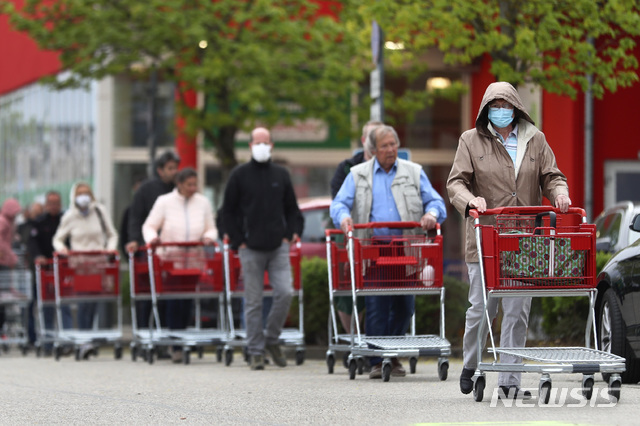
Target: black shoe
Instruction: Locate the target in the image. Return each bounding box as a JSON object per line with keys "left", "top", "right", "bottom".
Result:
{"left": 498, "top": 385, "right": 532, "bottom": 400}
{"left": 460, "top": 368, "right": 475, "bottom": 394}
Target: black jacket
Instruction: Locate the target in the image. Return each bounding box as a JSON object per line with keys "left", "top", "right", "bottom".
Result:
{"left": 27, "top": 212, "right": 62, "bottom": 260}
{"left": 222, "top": 159, "right": 303, "bottom": 251}
{"left": 330, "top": 151, "right": 365, "bottom": 198}
{"left": 127, "top": 177, "right": 174, "bottom": 245}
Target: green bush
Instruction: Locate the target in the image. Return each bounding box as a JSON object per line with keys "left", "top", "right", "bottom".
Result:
{"left": 289, "top": 257, "right": 330, "bottom": 345}
{"left": 291, "top": 257, "right": 469, "bottom": 347}
{"left": 533, "top": 250, "right": 613, "bottom": 343}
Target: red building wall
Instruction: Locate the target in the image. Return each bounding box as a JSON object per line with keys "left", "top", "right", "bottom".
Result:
{"left": 593, "top": 41, "right": 640, "bottom": 214}
{"left": 0, "top": 11, "right": 61, "bottom": 95}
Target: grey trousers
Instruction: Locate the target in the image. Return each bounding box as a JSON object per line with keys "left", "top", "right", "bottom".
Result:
{"left": 463, "top": 262, "right": 532, "bottom": 386}
{"left": 239, "top": 243, "right": 293, "bottom": 356}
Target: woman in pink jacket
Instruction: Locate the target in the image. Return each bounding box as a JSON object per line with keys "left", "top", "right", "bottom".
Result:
{"left": 142, "top": 167, "right": 218, "bottom": 362}
{"left": 0, "top": 198, "right": 21, "bottom": 331}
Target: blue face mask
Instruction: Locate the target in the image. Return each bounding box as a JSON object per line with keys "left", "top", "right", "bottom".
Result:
{"left": 488, "top": 107, "right": 514, "bottom": 129}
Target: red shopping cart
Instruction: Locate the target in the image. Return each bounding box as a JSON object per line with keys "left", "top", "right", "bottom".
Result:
{"left": 0, "top": 248, "right": 32, "bottom": 355}
{"left": 34, "top": 259, "right": 56, "bottom": 356}
{"left": 470, "top": 206, "right": 625, "bottom": 403}
{"left": 222, "top": 240, "right": 304, "bottom": 366}
{"left": 129, "top": 241, "right": 227, "bottom": 364}
{"left": 326, "top": 221, "right": 450, "bottom": 382}
{"left": 52, "top": 250, "right": 123, "bottom": 361}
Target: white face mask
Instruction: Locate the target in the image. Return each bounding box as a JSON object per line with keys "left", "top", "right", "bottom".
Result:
{"left": 75, "top": 194, "right": 92, "bottom": 209}
{"left": 251, "top": 143, "right": 272, "bottom": 163}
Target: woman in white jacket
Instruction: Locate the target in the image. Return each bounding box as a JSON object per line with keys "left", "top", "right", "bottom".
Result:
{"left": 52, "top": 182, "right": 118, "bottom": 358}
{"left": 142, "top": 167, "right": 218, "bottom": 362}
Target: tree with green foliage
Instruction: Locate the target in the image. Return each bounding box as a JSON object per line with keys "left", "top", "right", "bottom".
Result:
{"left": 363, "top": 0, "right": 640, "bottom": 98}
{"left": 3, "top": 0, "right": 366, "bottom": 172}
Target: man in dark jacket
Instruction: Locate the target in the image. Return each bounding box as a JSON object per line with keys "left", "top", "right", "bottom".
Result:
{"left": 222, "top": 127, "right": 304, "bottom": 371}
{"left": 125, "top": 151, "right": 180, "bottom": 253}
{"left": 125, "top": 150, "right": 180, "bottom": 330}
{"left": 329, "top": 121, "right": 382, "bottom": 339}
{"left": 27, "top": 191, "right": 71, "bottom": 352}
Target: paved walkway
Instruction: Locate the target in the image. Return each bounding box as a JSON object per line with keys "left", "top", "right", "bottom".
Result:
{"left": 1, "top": 348, "right": 639, "bottom": 424}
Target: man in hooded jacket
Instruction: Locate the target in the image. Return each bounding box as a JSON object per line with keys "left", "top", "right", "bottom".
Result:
{"left": 447, "top": 81, "right": 571, "bottom": 399}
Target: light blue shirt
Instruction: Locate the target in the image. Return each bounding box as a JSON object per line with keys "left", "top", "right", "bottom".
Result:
{"left": 330, "top": 158, "right": 447, "bottom": 236}
{"left": 496, "top": 123, "right": 518, "bottom": 165}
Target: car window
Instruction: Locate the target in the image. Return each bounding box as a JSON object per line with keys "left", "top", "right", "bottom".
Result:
{"left": 301, "top": 208, "right": 332, "bottom": 243}
{"left": 596, "top": 212, "right": 622, "bottom": 247}
{"left": 629, "top": 208, "right": 640, "bottom": 246}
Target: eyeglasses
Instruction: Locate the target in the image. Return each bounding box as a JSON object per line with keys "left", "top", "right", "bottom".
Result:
{"left": 489, "top": 101, "right": 514, "bottom": 110}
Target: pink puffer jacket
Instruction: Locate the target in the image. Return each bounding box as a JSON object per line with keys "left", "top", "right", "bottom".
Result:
{"left": 0, "top": 198, "right": 21, "bottom": 267}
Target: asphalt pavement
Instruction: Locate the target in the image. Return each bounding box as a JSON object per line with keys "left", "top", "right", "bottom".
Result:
{"left": 1, "top": 347, "right": 639, "bottom": 425}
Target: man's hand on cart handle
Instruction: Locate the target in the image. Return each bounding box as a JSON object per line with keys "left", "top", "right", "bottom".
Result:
{"left": 555, "top": 194, "right": 571, "bottom": 213}
{"left": 148, "top": 237, "right": 160, "bottom": 247}
{"left": 125, "top": 241, "right": 138, "bottom": 253}
{"left": 340, "top": 217, "right": 354, "bottom": 235}
{"left": 469, "top": 197, "right": 487, "bottom": 213}
{"left": 420, "top": 212, "right": 438, "bottom": 230}
{"left": 56, "top": 247, "right": 69, "bottom": 256}
{"left": 202, "top": 238, "right": 216, "bottom": 246}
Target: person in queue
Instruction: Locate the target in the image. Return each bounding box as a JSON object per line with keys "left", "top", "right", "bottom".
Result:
{"left": 447, "top": 81, "right": 570, "bottom": 399}
{"left": 222, "top": 127, "right": 304, "bottom": 371}
{"left": 142, "top": 167, "right": 218, "bottom": 363}
{"left": 330, "top": 125, "right": 447, "bottom": 379}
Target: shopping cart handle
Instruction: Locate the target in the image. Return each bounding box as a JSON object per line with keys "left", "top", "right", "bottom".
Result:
{"left": 56, "top": 250, "right": 119, "bottom": 257}
{"left": 324, "top": 221, "right": 441, "bottom": 237}
{"left": 469, "top": 206, "right": 586, "bottom": 219}
{"left": 145, "top": 241, "right": 217, "bottom": 249}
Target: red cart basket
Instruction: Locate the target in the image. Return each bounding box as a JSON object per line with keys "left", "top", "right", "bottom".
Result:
{"left": 221, "top": 240, "right": 304, "bottom": 367}
{"left": 325, "top": 221, "right": 450, "bottom": 382}
{"left": 52, "top": 250, "right": 123, "bottom": 361}
{"left": 128, "top": 241, "right": 227, "bottom": 365}
{"left": 469, "top": 206, "right": 625, "bottom": 403}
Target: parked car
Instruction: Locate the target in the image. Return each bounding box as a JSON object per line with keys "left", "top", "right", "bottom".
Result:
{"left": 299, "top": 197, "right": 332, "bottom": 259}
{"left": 596, "top": 213, "right": 640, "bottom": 384}
{"left": 594, "top": 201, "right": 640, "bottom": 253}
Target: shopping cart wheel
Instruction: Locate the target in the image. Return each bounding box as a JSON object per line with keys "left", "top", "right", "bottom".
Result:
{"left": 216, "top": 347, "right": 223, "bottom": 363}
{"left": 2, "top": 344, "right": 8, "bottom": 353}
{"left": 342, "top": 352, "right": 349, "bottom": 369}
{"left": 20, "top": 345, "right": 29, "bottom": 356}
{"left": 473, "top": 376, "right": 485, "bottom": 402}
{"left": 35, "top": 346, "right": 41, "bottom": 358}
{"left": 75, "top": 348, "right": 81, "bottom": 361}
{"left": 409, "top": 357, "right": 418, "bottom": 374}
{"left": 582, "top": 376, "right": 595, "bottom": 400}
{"left": 348, "top": 359, "right": 357, "bottom": 380}
{"left": 183, "top": 349, "right": 191, "bottom": 365}
{"left": 539, "top": 380, "right": 552, "bottom": 404}
{"left": 382, "top": 362, "right": 392, "bottom": 382}
{"left": 326, "top": 354, "right": 335, "bottom": 374}
{"left": 357, "top": 357, "right": 364, "bottom": 375}
{"left": 225, "top": 349, "right": 234, "bottom": 366}
{"left": 114, "top": 346, "right": 123, "bottom": 360}
{"left": 609, "top": 379, "right": 621, "bottom": 402}
{"left": 131, "top": 346, "right": 138, "bottom": 362}
{"left": 295, "top": 350, "right": 304, "bottom": 366}
{"left": 148, "top": 349, "right": 155, "bottom": 365}
{"left": 197, "top": 346, "right": 204, "bottom": 359}
{"left": 54, "top": 346, "right": 62, "bottom": 361}
{"left": 437, "top": 360, "right": 449, "bottom": 381}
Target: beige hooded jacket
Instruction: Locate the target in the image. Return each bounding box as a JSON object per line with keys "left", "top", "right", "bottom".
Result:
{"left": 447, "top": 82, "right": 569, "bottom": 262}
{"left": 53, "top": 183, "right": 118, "bottom": 252}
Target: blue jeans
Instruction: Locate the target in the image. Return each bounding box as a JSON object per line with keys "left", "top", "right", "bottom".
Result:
{"left": 366, "top": 294, "right": 415, "bottom": 366}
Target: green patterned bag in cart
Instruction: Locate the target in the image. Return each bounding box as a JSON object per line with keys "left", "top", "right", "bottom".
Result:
{"left": 501, "top": 235, "right": 586, "bottom": 286}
